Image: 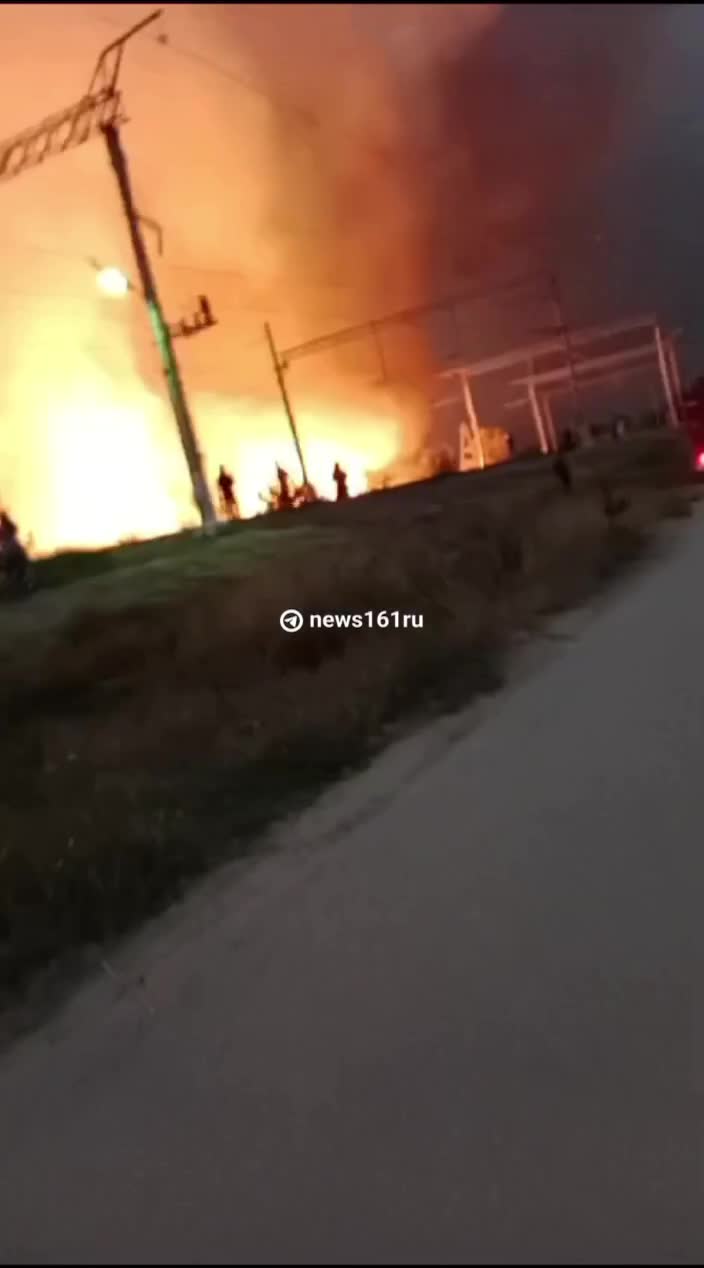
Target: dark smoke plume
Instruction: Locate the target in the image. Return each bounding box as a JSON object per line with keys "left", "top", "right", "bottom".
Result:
{"left": 232, "top": 4, "right": 667, "bottom": 351}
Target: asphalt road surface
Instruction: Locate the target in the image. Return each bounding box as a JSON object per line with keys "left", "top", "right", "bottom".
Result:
{"left": 1, "top": 515, "right": 703, "bottom": 1264}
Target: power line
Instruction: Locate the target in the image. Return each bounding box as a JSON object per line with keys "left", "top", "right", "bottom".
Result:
{"left": 0, "top": 241, "right": 88, "bottom": 264}
{"left": 279, "top": 273, "right": 545, "bottom": 364}
{"left": 89, "top": 11, "right": 316, "bottom": 126}
{"left": 164, "top": 261, "right": 248, "bottom": 279}
{"left": 156, "top": 35, "right": 316, "bottom": 125}
{"left": 3, "top": 236, "right": 362, "bottom": 297}
{"left": 0, "top": 258, "right": 367, "bottom": 331}
{"left": 0, "top": 289, "right": 129, "bottom": 306}
{"left": 88, "top": 5, "right": 429, "bottom": 173}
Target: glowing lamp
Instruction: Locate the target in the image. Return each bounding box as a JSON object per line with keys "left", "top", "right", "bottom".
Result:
{"left": 96, "top": 266, "right": 131, "bottom": 298}
{"left": 697, "top": 451, "right": 704, "bottom": 471}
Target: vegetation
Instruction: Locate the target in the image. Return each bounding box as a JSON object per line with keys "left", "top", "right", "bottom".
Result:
{"left": 0, "top": 434, "right": 695, "bottom": 1008}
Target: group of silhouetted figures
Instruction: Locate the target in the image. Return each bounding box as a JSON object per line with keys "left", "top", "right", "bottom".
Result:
{"left": 216, "top": 460, "right": 349, "bottom": 519}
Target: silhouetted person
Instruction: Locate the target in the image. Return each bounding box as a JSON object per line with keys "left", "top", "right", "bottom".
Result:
{"left": 553, "top": 454, "right": 573, "bottom": 493}
{"left": 600, "top": 480, "right": 629, "bottom": 521}
{"left": 0, "top": 510, "right": 28, "bottom": 589}
{"left": 561, "top": 427, "right": 577, "bottom": 453}
{"left": 298, "top": 481, "right": 318, "bottom": 505}
{"left": 333, "top": 462, "right": 349, "bottom": 501}
{"left": 217, "top": 465, "right": 238, "bottom": 519}
{"left": 276, "top": 465, "right": 294, "bottom": 511}
{"left": 0, "top": 510, "right": 18, "bottom": 547}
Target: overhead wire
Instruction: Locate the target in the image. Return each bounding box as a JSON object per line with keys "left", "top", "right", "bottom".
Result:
{"left": 3, "top": 13, "right": 415, "bottom": 316}
{"left": 2, "top": 16, "right": 530, "bottom": 343}
{"left": 88, "top": 10, "right": 318, "bottom": 126}
{"left": 1, "top": 235, "right": 366, "bottom": 320}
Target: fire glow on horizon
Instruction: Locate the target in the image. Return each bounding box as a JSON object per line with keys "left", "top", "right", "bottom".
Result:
{"left": 1, "top": 1, "right": 489, "bottom": 553}
{"left": 1, "top": 0, "right": 650, "bottom": 552}
{"left": 0, "top": 0, "right": 522, "bottom": 554}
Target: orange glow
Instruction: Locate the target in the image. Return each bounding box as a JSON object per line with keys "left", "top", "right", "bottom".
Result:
{"left": 20, "top": 383, "right": 403, "bottom": 554}
{"left": 196, "top": 393, "right": 403, "bottom": 520}
{"left": 11, "top": 331, "right": 404, "bottom": 552}
{"left": 1, "top": 248, "right": 406, "bottom": 553}
{"left": 43, "top": 392, "right": 189, "bottom": 552}
{"left": 0, "top": 2, "right": 496, "bottom": 555}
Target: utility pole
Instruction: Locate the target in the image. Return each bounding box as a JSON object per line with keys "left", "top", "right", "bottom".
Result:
{"left": 103, "top": 123, "right": 215, "bottom": 529}
{"left": 0, "top": 9, "right": 217, "bottom": 532}
{"left": 460, "top": 372, "right": 485, "bottom": 469}
{"left": 269, "top": 275, "right": 540, "bottom": 478}
{"left": 654, "top": 323, "right": 679, "bottom": 430}
{"left": 264, "top": 322, "right": 310, "bottom": 487}
{"left": 547, "top": 268, "right": 586, "bottom": 445}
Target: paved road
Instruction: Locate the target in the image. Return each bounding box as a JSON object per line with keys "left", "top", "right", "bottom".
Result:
{"left": 2, "top": 516, "right": 704, "bottom": 1264}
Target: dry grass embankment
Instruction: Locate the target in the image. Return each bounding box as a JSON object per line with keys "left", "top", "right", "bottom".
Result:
{"left": 0, "top": 434, "right": 695, "bottom": 1003}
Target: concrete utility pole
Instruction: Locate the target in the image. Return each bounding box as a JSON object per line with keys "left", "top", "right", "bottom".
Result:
{"left": 654, "top": 323, "right": 679, "bottom": 430}
{"left": 103, "top": 122, "right": 215, "bottom": 529}
{"left": 264, "top": 322, "right": 310, "bottom": 488}
{"left": 0, "top": 9, "right": 217, "bottom": 532}
{"left": 527, "top": 381, "right": 549, "bottom": 454}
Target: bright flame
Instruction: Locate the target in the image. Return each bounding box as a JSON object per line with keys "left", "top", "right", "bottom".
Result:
{"left": 16, "top": 378, "right": 402, "bottom": 554}
{"left": 2, "top": 304, "right": 197, "bottom": 554}
{"left": 44, "top": 394, "right": 188, "bottom": 551}
{"left": 194, "top": 393, "right": 403, "bottom": 519}
{"left": 96, "top": 267, "right": 131, "bottom": 299}
{"left": 0, "top": 2, "right": 431, "bottom": 556}
{"left": 1, "top": 272, "right": 406, "bottom": 554}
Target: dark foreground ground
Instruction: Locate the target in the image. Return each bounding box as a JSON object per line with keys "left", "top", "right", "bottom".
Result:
{"left": 0, "top": 433, "right": 693, "bottom": 1007}
{"left": 1, "top": 495, "right": 702, "bottom": 1263}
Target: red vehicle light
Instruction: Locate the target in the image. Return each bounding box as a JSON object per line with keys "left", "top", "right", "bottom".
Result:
{"left": 697, "top": 451, "right": 704, "bottom": 471}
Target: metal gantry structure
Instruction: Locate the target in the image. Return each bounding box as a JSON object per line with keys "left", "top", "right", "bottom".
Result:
{"left": 0, "top": 10, "right": 218, "bottom": 531}
{"left": 266, "top": 272, "right": 544, "bottom": 483}
{"left": 436, "top": 314, "right": 683, "bottom": 460}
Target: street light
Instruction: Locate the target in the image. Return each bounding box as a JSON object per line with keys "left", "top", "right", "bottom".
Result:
{"left": 96, "top": 264, "right": 131, "bottom": 297}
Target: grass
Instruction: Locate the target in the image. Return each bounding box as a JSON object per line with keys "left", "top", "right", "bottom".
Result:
{"left": 29, "top": 522, "right": 326, "bottom": 602}
{"left": 0, "top": 433, "right": 696, "bottom": 1006}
